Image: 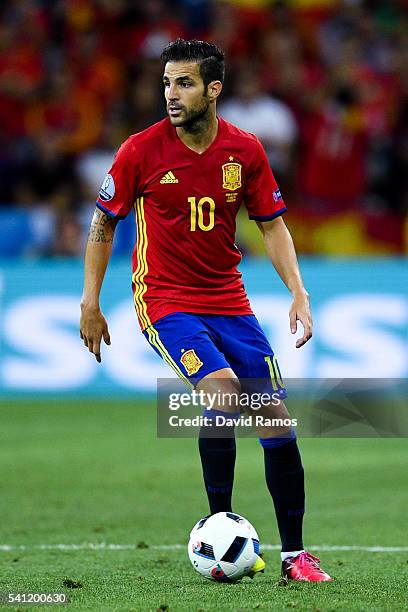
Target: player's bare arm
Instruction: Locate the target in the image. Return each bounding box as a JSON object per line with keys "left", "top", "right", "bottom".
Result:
{"left": 257, "top": 216, "right": 312, "bottom": 348}
{"left": 80, "top": 208, "right": 117, "bottom": 362}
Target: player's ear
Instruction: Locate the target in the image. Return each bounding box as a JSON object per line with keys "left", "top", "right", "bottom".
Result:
{"left": 207, "top": 80, "right": 223, "bottom": 101}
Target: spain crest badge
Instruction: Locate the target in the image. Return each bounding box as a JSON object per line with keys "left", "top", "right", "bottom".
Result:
{"left": 222, "top": 162, "right": 242, "bottom": 191}
{"left": 181, "top": 349, "right": 203, "bottom": 376}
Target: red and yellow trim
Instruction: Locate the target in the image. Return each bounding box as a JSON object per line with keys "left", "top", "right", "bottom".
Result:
{"left": 132, "top": 197, "right": 151, "bottom": 330}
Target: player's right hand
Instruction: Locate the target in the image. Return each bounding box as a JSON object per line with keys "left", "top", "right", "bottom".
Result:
{"left": 79, "top": 305, "right": 111, "bottom": 363}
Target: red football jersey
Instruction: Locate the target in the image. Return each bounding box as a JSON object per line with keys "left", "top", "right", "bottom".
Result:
{"left": 96, "top": 117, "right": 286, "bottom": 330}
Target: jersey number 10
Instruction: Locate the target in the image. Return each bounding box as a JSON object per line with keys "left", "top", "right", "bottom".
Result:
{"left": 189, "top": 197, "right": 215, "bottom": 232}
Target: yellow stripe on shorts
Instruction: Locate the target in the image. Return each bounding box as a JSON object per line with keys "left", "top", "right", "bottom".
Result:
{"left": 146, "top": 325, "right": 192, "bottom": 388}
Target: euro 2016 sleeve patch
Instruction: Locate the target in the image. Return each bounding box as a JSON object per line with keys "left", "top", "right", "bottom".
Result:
{"left": 180, "top": 349, "right": 203, "bottom": 376}
{"left": 273, "top": 188, "right": 282, "bottom": 202}
{"left": 98, "top": 174, "right": 115, "bottom": 202}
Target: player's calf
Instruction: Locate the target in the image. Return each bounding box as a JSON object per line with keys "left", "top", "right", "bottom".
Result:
{"left": 197, "top": 369, "right": 241, "bottom": 514}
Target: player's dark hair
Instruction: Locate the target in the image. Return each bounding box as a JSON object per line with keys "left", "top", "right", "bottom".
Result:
{"left": 161, "top": 39, "right": 225, "bottom": 88}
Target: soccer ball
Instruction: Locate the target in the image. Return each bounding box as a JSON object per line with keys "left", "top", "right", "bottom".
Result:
{"left": 188, "top": 512, "right": 261, "bottom": 582}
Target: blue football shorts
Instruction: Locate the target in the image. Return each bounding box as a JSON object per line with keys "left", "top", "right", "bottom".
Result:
{"left": 143, "top": 312, "right": 286, "bottom": 397}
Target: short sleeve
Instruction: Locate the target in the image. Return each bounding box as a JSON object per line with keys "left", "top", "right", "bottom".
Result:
{"left": 96, "top": 137, "right": 139, "bottom": 219}
{"left": 244, "top": 138, "right": 287, "bottom": 221}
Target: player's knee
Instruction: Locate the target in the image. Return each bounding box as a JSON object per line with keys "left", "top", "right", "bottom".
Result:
{"left": 197, "top": 370, "right": 241, "bottom": 414}
{"left": 254, "top": 400, "right": 293, "bottom": 438}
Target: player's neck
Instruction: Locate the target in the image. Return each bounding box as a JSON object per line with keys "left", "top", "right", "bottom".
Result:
{"left": 176, "top": 112, "right": 219, "bottom": 155}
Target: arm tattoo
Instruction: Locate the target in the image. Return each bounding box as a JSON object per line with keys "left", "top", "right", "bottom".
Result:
{"left": 88, "top": 209, "right": 116, "bottom": 243}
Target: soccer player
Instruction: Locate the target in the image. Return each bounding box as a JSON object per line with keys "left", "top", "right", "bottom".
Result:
{"left": 80, "top": 39, "right": 332, "bottom": 582}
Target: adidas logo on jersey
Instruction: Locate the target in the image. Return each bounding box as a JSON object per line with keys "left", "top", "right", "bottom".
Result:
{"left": 160, "top": 171, "right": 179, "bottom": 184}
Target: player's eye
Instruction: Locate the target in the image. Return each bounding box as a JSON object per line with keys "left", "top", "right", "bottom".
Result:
{"left": 180, "top": 81, "right": 192, "bottom": 87}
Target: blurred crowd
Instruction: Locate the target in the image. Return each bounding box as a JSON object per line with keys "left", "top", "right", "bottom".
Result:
{"left": 0, "top": 0, "right": 407, "bottom": 257}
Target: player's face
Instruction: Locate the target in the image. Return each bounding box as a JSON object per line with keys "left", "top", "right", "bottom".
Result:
{"left": 163, "top": 62, "right": 212, "bottom": 127}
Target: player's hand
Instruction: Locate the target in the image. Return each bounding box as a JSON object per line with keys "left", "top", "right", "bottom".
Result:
{"left": 289, "top": 291, "right": 313, "bottom": 348}
{"left": 79, "top": 305, "right": 111, "bottom": 363}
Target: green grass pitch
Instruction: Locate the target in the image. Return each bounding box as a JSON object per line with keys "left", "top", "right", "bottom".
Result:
{"left": 0, "top": 399, "right": 407, "bottom": 611}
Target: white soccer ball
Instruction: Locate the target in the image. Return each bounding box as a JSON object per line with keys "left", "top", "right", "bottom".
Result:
{"left": 188, "top": 512, "right": 261, "bottom": 582}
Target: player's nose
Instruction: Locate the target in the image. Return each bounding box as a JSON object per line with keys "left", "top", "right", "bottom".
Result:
{"left": 167, "top": 83, "right": 180, "bottom": 100}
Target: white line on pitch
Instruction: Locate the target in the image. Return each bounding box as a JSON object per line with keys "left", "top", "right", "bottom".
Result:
{"left": 0, "top": 543, "right": 407, "bottom": 552}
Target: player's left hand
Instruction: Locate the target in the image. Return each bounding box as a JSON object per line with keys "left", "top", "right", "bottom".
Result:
{"left": 289, "top": 291, "right": 313, "bottom": 348}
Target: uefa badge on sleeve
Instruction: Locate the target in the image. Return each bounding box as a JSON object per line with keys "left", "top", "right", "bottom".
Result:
{"left": 98, "top": 174, "right": 115, "bottom": 202}
{"left": 273, "top": 189, "right": 282, "bottom": 202}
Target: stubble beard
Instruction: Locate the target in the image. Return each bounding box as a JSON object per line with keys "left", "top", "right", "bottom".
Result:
{"left": 170, "top": 98, "right": 212, "bottom": 134}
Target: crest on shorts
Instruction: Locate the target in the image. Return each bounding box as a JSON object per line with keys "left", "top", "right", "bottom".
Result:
{"left": 222, "top": 161, "right": 242, "bottom": 191}
{"left": 180, "top": 349, "right": 203, "bottom": 376}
